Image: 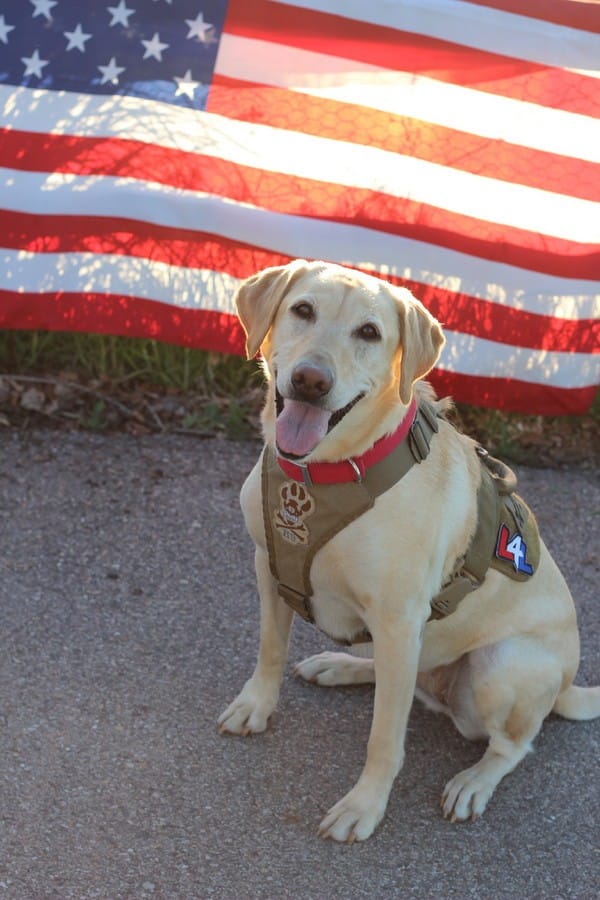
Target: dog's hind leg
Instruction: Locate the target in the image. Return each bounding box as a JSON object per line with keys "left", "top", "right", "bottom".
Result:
{"left": 441, "top": 637, "right": 562, "bottom": 822}
{"left": 294, "top": 650, "right": 375, "bottom": 686}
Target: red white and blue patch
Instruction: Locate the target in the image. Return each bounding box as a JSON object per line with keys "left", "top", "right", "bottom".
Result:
{"left": 495, "top": 523, "right": 534, "bottom": 575}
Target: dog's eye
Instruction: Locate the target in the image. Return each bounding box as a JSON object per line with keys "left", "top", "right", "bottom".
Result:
{"left": 291, "top": 301, "right": 315, "bottom": 321}
{"left": 355, "top": 322, "right": 381, "bottom": 342}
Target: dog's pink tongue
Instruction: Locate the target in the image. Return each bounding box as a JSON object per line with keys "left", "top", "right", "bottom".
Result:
{"left": 276, "top": 399, "right": 332, "bottom": 457}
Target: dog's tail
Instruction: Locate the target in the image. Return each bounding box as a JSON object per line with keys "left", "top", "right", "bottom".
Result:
{"left": 552, "top": 685, "right": 600, "bottom": 721}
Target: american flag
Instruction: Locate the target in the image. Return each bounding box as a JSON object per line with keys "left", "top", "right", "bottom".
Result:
{"left": 0, "top": 0, "right": 598, "bottom": 415}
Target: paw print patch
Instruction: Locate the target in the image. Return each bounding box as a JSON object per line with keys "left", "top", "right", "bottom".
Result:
{"left": 274, "top": 481, "right": 316, "bottom": 546}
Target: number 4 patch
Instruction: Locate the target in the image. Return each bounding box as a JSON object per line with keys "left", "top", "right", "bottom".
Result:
{"left": 495, "top": 523, "right": 534, "bottom": 575}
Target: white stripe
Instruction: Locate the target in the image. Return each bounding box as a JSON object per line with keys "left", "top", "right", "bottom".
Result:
{"left": 437, "top": 331, "right": 599, "bottom": 388}
{"left": 1, "top": 94, "right": 598, "bottom": 245}
{"left": 275, "top": 0, "right": 600, "bottom": 71}
{"left": 199, "top": 117, "right": 599, "bottom": 244}
{"left": 0, "top": 85, "right": 205, "bottom": 153}
{"left": 4, "top": 248, "right": 596, "bottom": 389}
{"left": 1, "top": 248, "right": 238, "bottom": 315}
{"left": 215, "top": 35, "right": 600, "bottom": 165}
{"left": 2, "top": 168, "right": 599, "bottom": 320}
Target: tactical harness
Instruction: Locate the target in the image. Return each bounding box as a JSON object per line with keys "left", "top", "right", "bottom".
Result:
{"left": 262, "top": 399, "right": 540, "bottom": 645}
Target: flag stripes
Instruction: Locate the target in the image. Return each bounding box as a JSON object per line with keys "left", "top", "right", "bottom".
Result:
{"left": 0, "top": 0, "right": 598, "bottom": 414}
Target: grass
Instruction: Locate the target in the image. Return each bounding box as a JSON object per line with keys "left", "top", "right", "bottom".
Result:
{"left": 0, "top": 329, "right": 257, "bottom": 393}
{"left": 0, "top": 329, "right": 598, "bottom": 466}
{"left": 0, "top": 330, "right": 264, "bottom": 439}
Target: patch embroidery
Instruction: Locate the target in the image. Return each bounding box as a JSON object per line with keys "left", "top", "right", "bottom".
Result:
{"left": 495, "top": 523, "right": 534, "bottom": 575}
{"left": 274, "top": 481, "right": 315, "bottom": 546}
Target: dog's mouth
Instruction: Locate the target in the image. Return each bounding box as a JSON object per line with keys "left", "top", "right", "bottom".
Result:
{"left": 275, "top": 389, "right": 364, "bottom": 460}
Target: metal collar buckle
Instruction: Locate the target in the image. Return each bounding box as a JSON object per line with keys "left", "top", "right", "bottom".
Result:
{"left": 347, "top": 458, "right": 363, "bottom": 483}
{"left": 297, "top": 462, "right": 313, "bottom": 487}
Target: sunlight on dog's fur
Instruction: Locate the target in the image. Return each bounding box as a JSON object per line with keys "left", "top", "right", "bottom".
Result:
{"left": 218, "top": 259, "right": 600, "bottom": 843}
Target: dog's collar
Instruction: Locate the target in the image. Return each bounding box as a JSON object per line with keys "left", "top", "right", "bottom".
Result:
{"left": 276, "top": 398, "right": 418, "bottom": 486}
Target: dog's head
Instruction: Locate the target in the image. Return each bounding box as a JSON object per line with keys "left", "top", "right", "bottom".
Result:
{"left": 235, "top": 260, "right": 444, "bottom": 460}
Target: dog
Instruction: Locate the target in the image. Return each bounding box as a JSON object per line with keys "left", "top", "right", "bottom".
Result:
{"left": 218, "top": 259, "right": 599, "bottom": 842}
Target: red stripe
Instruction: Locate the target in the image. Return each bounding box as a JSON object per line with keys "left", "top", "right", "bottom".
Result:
{"left": 207, "top": 77, "right": 600, "bottom": 203}
{"left": 393, "top": 275, "right": 599, "bottom": 356}
{"left": 429, "top": 370, "right": 598, "bottom": 416}
{"left": 2, "top": 210, "right": 597, "bottom": 355}
{"left": 3, "top": 133, "right": 597, "bottom": 280}
{"left": 466, "top": 0, "right": 600, "bottom": 34}
{"left": 222, "top": 0, "right": 600, "bottom": 118}
{"left": 0, "top": 289, "right": 246, "bottom": 356}
{"left": 0, "top": 289, "right": 593, "bottom": 415}
{"left": 0, "top": 209, "right": 279, "bottom": 275}
{"left": 0, "top": 208, "right": 284, "bottom": 279}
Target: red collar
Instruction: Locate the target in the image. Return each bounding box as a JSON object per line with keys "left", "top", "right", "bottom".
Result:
{"left": 276, "top": 398, "right": 418, "bottom": 486}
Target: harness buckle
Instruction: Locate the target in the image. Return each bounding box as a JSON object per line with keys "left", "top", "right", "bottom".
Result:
{"left": 408, "top": 416, "right": 431, "bottom": 463}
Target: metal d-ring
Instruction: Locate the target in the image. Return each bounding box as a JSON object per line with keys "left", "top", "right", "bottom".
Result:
{"left": 347, "top": 458, "right": 363, "bottom": 483}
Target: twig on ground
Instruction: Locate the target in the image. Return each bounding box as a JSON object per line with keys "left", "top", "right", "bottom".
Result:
{"left": 0, "top": 373, "right": 142, "bottom": 422}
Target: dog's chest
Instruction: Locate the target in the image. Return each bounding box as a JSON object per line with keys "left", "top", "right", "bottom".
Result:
{"left": 308, "top": 540, "right": 372, "bottom": 641}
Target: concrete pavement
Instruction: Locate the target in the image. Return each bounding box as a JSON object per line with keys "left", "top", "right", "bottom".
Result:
{"left": 0, "top": 431, "right": 598, "bottom": 899}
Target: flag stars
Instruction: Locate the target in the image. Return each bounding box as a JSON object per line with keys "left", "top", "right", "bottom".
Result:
{"left": 174, "top": 70, "right": 201, "bottom": 101}
{"left": 21, "top": 49, "right": 49, "bottom": 79}
{"left": 185, "top": 12, "right": 215, "bottom": 43}
{"left": 107, "top": 1, "right": 135, "bottom": 28}
{"left": 0, "top": 15, "right": 16, "bottom": 45}
{"left": 98, "top": 57, "right": 126, "bottom": 85}
{"left": 30, "top": 0, "right": 58, "bottom": 21}
{"left": 64, "top": 24, "right": 92, "bottom": 53}
{"left": 141, "top": 32, "right": 169, "bottom": 62}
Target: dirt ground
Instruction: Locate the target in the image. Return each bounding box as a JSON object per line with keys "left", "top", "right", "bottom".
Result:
{"left": 1, "top": 371, "right": 598, "bottom": 469}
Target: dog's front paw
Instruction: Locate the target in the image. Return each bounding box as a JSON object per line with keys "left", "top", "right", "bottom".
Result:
{"left": 217, "top": 679, "right": 277, "bottom": 736}
{"left": 294, "top": 651, "right": 375, "bottom": 686}
{"left": 318, "top": 783, "right": 387, "bottom": 843}
{"left": 441, "top": 765, "right": 495, "bottom": 822}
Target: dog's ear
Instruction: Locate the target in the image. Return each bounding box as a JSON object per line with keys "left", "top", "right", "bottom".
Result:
{"left": 395, "top": 288, "right": 445, "bottom": 405}
{"left": 234, "top": 259, "right": 312, "bottom": 358}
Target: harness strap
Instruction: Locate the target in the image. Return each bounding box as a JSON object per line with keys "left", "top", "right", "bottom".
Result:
{"left": 429, "top": 447, "right": 540, "bottom": 619}
{"left": 429, "top": 462, "right": 499, "bottom": 618}
{"left": 262, "top": 400, "right": 441, "bottom": 645}
{"left": 262, "top": 408, "right": 539, "bottom": 645}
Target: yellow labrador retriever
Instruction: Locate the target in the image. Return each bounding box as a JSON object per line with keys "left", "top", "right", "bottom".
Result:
{"left": 218, "top": 259, "right": 599, "bottom": 842}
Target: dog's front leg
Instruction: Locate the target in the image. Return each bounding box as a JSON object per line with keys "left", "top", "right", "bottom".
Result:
{"left": 319, "top": 615, "right": 421, "bottom": 842}
{"left": 218, "top": 547, "right": 294, "bottom": 735}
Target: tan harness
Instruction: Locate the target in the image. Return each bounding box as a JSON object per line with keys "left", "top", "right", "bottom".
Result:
{"left": 262, "top": 402, "right": 540, "bottom": 645}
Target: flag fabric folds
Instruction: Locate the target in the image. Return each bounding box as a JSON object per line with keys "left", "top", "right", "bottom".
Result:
{"left": 0, "top": 0, "right": 598, "bottom": 414}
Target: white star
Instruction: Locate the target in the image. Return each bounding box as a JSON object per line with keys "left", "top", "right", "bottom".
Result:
{"left": 0, "top": 15, "right": 16, "bottom": 44}
{"left": 21, "top": 49, "right": 49, "bottom": 79}
{"left": 174, "top": 69, "right": 201, "bottom": 100}
{"left": 30, "top": 0, "right": 58, "bottom": 21}
{"left": 98, "top": 56, "right": 125, "bottom": 85}
{"left": 107, "top": 1, "right": 135, "bottom": 28}
{"left": 152, "top": 0, "right": 173, "bottom": 4}
{"left": 141, "top": 32, "right": 169, "bottom": 62}
{"left": 185, "top": 12, "right": 214, "bottom": 42}
{"left": 64, "top": 23, "right": 92, "bottom": 53}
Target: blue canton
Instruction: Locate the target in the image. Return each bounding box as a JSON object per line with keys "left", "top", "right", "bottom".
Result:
{"left": 0, "top": 0, "right": 228, "bottom": 110}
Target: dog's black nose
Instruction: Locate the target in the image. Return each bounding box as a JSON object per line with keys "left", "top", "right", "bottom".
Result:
{"left": 291, "top": 363, "right": 333, "bottom": 402}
